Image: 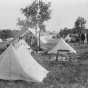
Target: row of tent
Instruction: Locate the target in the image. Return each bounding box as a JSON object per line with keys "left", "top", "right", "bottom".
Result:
{"left": 0, "top": 30, "right": 77, "bottom": 83}
{"left": 0, "top": 27, "right": 76, "bottom": 82}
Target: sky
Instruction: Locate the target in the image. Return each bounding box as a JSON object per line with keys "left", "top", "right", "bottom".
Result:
{"left": 0, "top": 0, "right": 88, "bottom": 31}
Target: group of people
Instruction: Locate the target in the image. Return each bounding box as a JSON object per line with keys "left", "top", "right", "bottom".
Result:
{"left": 80, "top": 33, "right": 88, "bottom": 44}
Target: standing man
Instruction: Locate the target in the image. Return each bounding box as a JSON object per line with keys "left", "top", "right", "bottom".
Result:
{"left": 86, "top": 33, "right": 88, "bottom": 44}
{"left": 80, "top": 33, "right": 85, "bottom": 44}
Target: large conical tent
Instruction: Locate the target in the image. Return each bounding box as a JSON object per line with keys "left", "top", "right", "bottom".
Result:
{"left": 48, "top": 38, "right": 76, "bottom": 54}
{"left": 0, "top": 39, "right": 49, "bottom": 82}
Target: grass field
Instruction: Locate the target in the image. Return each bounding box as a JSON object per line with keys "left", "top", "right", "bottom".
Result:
{"left": 0, "top": 43, "right": 88, "bottom": 88}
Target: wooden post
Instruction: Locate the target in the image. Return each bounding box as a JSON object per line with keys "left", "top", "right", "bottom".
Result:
{"left": 56, "top": 50, "right": 59, "bottom": 61}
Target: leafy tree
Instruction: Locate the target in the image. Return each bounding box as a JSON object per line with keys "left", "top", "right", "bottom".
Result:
{"left": 59, "top": 27, "right": 72, "bottom": 37}
{"left": 17, "top": 18, "right": 30, "bottom": 30}
{"left": 39, "top": 23, "right": 46, "bottom": 32}
{"left": 17, "top": 0, "right": 51, "bottom": 48}
{"left": 71, "top": 16, "right": 87, "bottom": 40}
{"left": 17, "top": 0, "right": 51, "bottom": 30}
{"left": 74, "top": 17, "right": 86, "bottom": 33}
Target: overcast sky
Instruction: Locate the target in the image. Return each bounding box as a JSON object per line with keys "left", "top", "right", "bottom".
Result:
{"left": 0, "top": 0, "right": 88, "bottom": 31}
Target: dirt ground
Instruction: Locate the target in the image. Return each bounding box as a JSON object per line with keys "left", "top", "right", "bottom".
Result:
{"left": 0, "top": 43, "right": 88, "bottom": 88}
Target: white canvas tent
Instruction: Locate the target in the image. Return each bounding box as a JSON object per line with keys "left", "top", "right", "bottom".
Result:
{"left": 0, "top": 38, "right": 3, "bottom": 42}
{"left": 40, "top": 35, "right": 53, "bottom": 44}
{"left": 48, "top": 38, "right": 76, "bottom": 54}
{"left": 0, "top": 39, "right": 49, "bottom": 82}
{"left": 40, "top": 36, "right": 48, "bottom": 44}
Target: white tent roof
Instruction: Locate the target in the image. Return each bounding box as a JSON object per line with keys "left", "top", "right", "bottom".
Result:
{"left": 48, "top": 38, "right": 76, "bottom": 54}
{"left": 0, "top": 38, "right": 3, "bottom": 42}
{"left": 0, "top": 40, "right": 49, "bottom": 82}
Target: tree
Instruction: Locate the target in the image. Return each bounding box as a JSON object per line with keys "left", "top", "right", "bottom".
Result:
{"left": 17, "top": 18, "right": 30, "bottom": 30}
{"left": 39, "top": 24, "right": 46, "bottom": 32}
{"left": 59, "top": 27, "right": 72, "bottom": 37}
{"left": 74, "top": 17, "right": 86, "bottom": 30}
{"left": 73, "top": 17, "right": 87, "bottom": 39}
{"left": 17, "top": 0, "right": 51, "bottom": 48}
{"left": 17, "top": 0, "right": 51, "bottom": 29}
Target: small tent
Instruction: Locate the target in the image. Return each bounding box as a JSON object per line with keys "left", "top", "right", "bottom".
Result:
{"left": 48, "top": 38, "right": 76, "bottom": 54}
{"left": 40, "top": 36, "right": 48, "bottom": 44}
{"left": 40, "top": 35, "right": 53, "bottom": 44}
{"left": 0, "top": 39, "right": 49, "bottom": 82}
{"left": 0, "top": 38, "right": 3, "bottom": 42}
